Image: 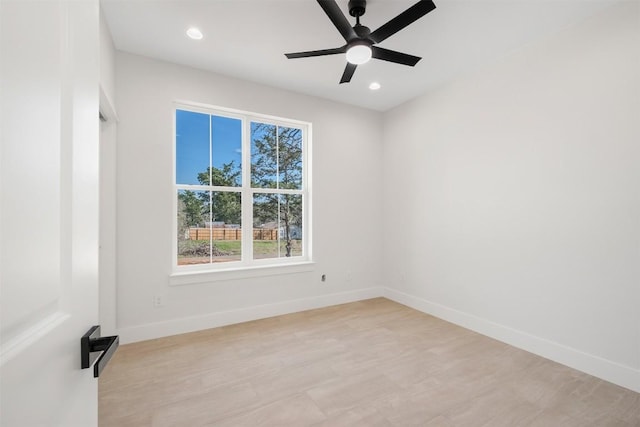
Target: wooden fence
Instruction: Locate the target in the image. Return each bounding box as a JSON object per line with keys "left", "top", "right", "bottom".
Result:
{"left": 188, "top": 228, "right": 278, "bottom": 241}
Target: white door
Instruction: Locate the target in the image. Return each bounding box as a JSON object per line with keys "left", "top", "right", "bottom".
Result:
{"left": 0, "top": 0, "right": 102, "bottom": 426}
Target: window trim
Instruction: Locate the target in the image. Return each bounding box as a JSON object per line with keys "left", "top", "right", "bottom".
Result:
{"left": 168, "top": 261, "right": 316, "bottom": 286}
{"left": 172, "top": 101, "right": 312, "bottom": 276}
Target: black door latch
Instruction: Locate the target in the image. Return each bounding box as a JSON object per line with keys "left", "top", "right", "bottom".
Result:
{"left": 81, "top": 325, "right": 119, "bottom": 378}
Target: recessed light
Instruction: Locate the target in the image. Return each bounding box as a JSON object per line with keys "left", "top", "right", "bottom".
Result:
{"left": 186, "top": 27, "right": 203, "bottom": 40}
{"left": 369, "top": 82, "right": 381, "bottom": 90}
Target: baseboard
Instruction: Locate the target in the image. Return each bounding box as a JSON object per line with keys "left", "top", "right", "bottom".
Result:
{"left": 383, "top": 287, "right": 640, "bottom": 393}
{"left": 118, "top": 286, "right": 384, "bottom": 344}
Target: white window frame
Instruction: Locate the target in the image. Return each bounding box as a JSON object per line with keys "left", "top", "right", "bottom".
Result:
{"left": 171, "top": 101, "right": 312, "bottom": 282}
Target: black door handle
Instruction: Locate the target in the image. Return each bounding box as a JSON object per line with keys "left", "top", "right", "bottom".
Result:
{"left": 81, "top": 325, "right": 119, "bottom": 377}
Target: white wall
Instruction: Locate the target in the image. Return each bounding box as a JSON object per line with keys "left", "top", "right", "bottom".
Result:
{"left": 382, "top": 1, "right": 640, "bottom": 392}
{"left": 114, "top": 53, "right": 383, "bottom": 342}
{"left": 99, "top": 9, "right": 118, "bottom": 337}
{"left": 99, "top": 11, "right": 116, "bottom": 109}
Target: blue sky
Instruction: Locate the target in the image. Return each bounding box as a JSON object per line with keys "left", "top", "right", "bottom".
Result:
{"left": 176, "top": 109, "right": 242, "bottom": 185}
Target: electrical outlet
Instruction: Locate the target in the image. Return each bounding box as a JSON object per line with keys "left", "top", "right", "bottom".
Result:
{"left": 346, "top": 270, "right": 352, "bottom": 282}
{"left": 153, "top": 295, "right": 165, "bottom": 307}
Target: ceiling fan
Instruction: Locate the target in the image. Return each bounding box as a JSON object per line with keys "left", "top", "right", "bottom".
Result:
{"left": 285, "top": 0, "right": 436, "bottom": 84}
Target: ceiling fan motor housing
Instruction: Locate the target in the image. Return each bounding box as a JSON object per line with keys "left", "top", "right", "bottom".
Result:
{"left": 348, "top": 0, "right": 366, "bottom": 17}
{"left": 353, "top": 24, "right": 371, "bottom": 39}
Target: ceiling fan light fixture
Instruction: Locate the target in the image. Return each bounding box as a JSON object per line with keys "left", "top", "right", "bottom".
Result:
{"left": 346, "top": 44, "right": 372, "bottom": 65}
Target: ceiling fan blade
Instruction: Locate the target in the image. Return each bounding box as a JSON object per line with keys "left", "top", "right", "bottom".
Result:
{"left": 372, "top": 46, "right": 421, "bottom": 66}
{"left": 285, "top": 46, "right": 346, "bottom": 59}
{"left": 369, "top": 0, "right": 436, "bottom": 44}
{"left": 339, "top": 62, "right": 357, "bottom": 84}
{"left": 317, "top": 0, "right": 357, "bottom": 42}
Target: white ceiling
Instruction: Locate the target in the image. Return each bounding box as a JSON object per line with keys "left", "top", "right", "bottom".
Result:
{"left": 101, "top": 0, "right": 617, "bottom": 111}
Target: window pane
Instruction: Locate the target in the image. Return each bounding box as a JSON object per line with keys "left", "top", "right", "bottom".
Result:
{"left": 278, "top": 126, "right": 303, "bottom": 190}
{"left": 176, "top": 110, "right": 210, "bottom": 185}
{"left": 210, "top": 191, "right": 242, "bottom": 262}
{"left": 253, "top": 193, "right": 279, "bottom": 259}
{"left": 251, "top": 122, "right": 277, "bottom": 188}
{"left": 211, "top": 116, "right": 242, "bottom": 187}
{"left": 177, "top": 190, "right": 210, "bottom": 265}
{"left": 279, "top": 194, "right": 303, "bottom": 257}
{"left": 253, "top": 193, "right": 302, "bottom": 259}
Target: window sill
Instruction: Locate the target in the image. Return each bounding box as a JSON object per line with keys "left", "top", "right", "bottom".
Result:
{"left": 169, "top": 261, "right": 316, "bottom": 286}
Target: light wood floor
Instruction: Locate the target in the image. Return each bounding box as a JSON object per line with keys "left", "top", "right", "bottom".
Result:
{"left": 99, "top": 298, "right": 639, "bottom": 426}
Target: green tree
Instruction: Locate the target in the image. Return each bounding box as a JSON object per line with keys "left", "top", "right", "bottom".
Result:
{"left": 198, "top": 161, "right": 241, "bottom": 187}
{"left": 178, "top": 190, "right": 206, "bottom": 228}
{"left": 196, "top": 161, "right": 241, "bottom": 225}
{"left": 177, "top": 190, "right": 206, "bottom": 255}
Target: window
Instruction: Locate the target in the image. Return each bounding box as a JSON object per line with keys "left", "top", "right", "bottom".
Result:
{"left": 174, "top": 103, "right": 310, "bottom": 272}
